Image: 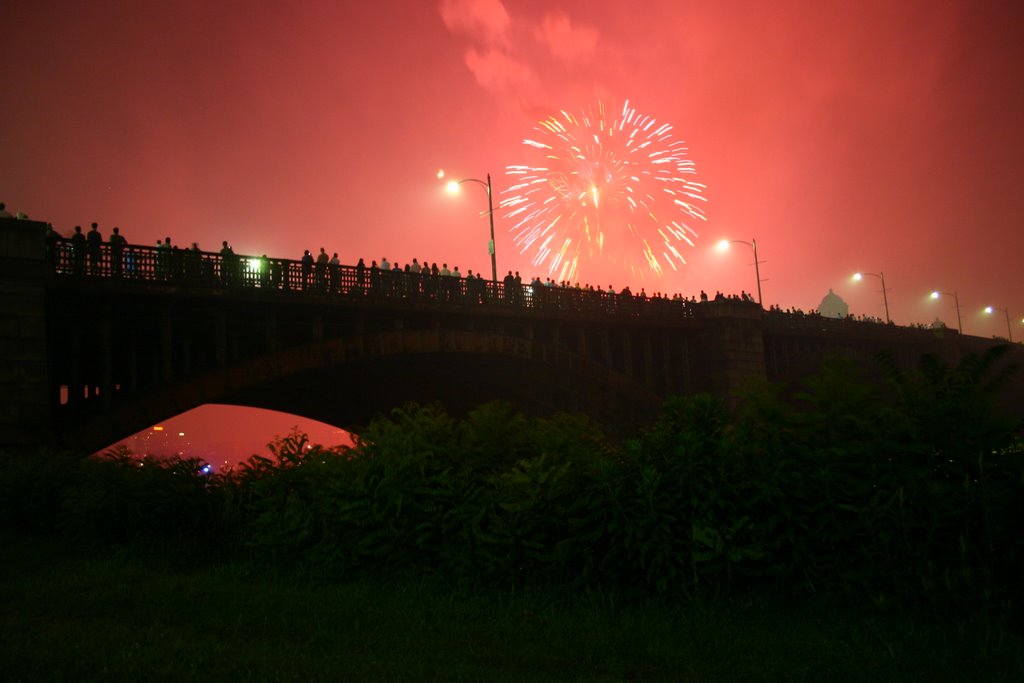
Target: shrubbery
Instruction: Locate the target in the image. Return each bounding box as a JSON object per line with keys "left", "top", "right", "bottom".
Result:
{"left": 0, "top": 446, "right": 227, "bottom": 558}
{"left": 3, "top": 348, "right": 1021, "bottom": 616}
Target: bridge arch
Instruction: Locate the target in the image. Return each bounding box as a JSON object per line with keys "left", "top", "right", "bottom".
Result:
{"left": 73, "top": 329, "right": 662, "bottom": 453}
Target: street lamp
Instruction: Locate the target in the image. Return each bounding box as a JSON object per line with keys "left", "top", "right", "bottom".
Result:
{"left": 852, "top": 272, "right": 890, "bottom": 323}
{"left": 442, "top": 170, "right": 497, "bottom": 282}
{"left": 983, "top": 305, "right": 1014, "bottom": 342}
{"left": 930, "top": 290, "right": 962, "bottom": 334}
{"left": 716, "top": 238, "right": 764, "bottom": 306}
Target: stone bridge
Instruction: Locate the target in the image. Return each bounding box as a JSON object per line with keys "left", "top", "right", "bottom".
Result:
{"left": 2, "top": 218, "right": 1021, "bottom": 453}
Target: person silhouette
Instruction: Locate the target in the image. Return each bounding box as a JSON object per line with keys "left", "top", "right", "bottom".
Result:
{"left": 86, "top": 222, "right": 103, "bottom": 275}
{"left": 301, "top": 249, "right": 314, "bottom": 290}
{"left": 70, "top": 225, "right": 86, "bottom": 275}
{"left": 109, "top": 227, "right": 126, "bottom": 277}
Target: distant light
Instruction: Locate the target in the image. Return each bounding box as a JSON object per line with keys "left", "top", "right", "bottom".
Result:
{"left": 436, "top": 169, "right": 445, "bottom": 179}
{"left": 852, "top": 272, "right": 864, "bottom": 281}
{"left": 930, "top": 291, "right": 940, "bottom": 299}
{"left": 716, "top": 239, "right": 730, "bottom": 252}
{"left": 178, "top": 432, "right": 185, "bottom": 437}
{"left": 152, "top": 426, "right": 164, "bottom": 431}
{"left": 446, "top": 180, "right": 461, "bottom": 194}
{"left": 247, "top": 258, "right": 261, "bottom": 271}
{"left": 984, "top": 306, "right": 994, "bottom": 314}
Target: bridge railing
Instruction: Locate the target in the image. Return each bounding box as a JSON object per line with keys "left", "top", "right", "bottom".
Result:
{"left": 47, "top": 238, "right": 700, "bottom": 319}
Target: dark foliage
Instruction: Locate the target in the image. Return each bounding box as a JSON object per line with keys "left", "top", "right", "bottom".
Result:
{"left": 3, "top": 348, "right": 1021, "bottom": 618}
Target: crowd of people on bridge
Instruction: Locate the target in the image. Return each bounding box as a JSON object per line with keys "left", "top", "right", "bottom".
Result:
{"left": 32, "top": 218, "right": 747, "bottom": 315}
{"left": 0, "top": 206, "right": 775, "bottom": 312}
{"left": 13, "top": 208, "right": 943, "bottom": 327}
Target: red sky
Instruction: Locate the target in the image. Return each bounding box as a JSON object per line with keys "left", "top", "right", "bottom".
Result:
{"left": 3, "top": 0, "right": 1022, "bottom": 456}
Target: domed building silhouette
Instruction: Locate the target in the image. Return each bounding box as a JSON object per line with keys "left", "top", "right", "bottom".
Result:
{"left": 818, "top": 288, "right": 849, "bottom": 319}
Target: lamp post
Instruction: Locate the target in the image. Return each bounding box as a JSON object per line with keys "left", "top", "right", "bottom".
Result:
{"left": 930, "top": 290, "right": 962, "bottom": 334}
{"left": 983, "top": 306, "right": 1014, "bottom": 342}
{"left": 852, "top": 271, "right": 890, "bottom": 323}
{"left": 716, "top": 238, "right": 763, "bottom": 306}
{"left": 444, "top": 173, "right": 497, "bottom": 282}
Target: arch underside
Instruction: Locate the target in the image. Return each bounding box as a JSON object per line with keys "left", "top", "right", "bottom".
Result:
{"left": 74, "top": 330, "right": 662, "bottom": 452}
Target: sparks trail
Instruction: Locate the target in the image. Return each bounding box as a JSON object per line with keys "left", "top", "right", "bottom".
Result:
{"left": 501, "top": 100, "right": 707, "bottom": 283}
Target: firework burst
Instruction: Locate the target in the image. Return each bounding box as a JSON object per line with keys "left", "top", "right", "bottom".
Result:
{"left": 501, "top": 100, "right": 706, "bottom": 283}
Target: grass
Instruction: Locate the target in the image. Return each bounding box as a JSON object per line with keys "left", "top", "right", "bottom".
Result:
{"left": 2, "top": 537, "right": 1022, "bottom": 682}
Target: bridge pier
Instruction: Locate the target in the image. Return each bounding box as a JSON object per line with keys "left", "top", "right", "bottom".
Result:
{"left": 693, "top": 301, "right": 768, "bottom": 402}
{"left": 0, "top": 219, "right": 51, "bottom": 449}
{"left": 160, "top": 303, "right": 173, "bottom": 383}
{"left": 100, "top": 301, "right": 113, "bottom": 409}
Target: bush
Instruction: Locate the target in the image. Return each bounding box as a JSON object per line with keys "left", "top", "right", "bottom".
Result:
{"left": 59, "top": 447, "right": 226, "bottom": 554}
{"left": 0, "top": 447, "right": 82, "bottom": 535}
{"left": 8, "top": 349, "right": 1022, "bottom": 619}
